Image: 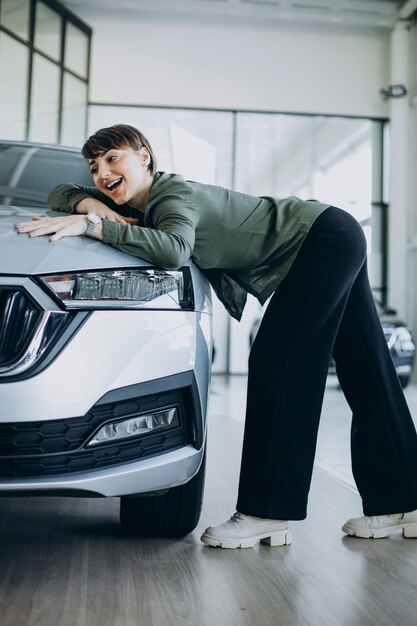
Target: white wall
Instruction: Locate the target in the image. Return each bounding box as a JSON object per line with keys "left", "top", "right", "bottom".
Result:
{"left": 77, "top": 9, "right": 390, "bottom": 118}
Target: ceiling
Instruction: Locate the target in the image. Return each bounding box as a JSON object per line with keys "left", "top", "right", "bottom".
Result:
{"left": 62, "top": 0, "right": 415, "bottom": 29}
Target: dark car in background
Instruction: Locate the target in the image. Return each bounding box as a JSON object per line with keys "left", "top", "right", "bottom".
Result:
{"left": 250, "top": 299, "right": 415, "bottom": 388}
{"left": 364, "top": 300, "right": 414, "bottom": 388}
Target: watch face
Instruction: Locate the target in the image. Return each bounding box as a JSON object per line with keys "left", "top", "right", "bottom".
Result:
{"left": 88, "top": 213, "right": 101, "bottom": 225}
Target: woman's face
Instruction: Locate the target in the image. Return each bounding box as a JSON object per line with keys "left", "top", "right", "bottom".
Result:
{"left": 88, "top": 146, "right": 153, "bottom": 208}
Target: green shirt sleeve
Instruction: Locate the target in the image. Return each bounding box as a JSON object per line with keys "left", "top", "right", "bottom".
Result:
{"left": 102, "top": 197, "right": 199, "bottom": 270}
{"left": 48, "top": 183, "right": 120, "bottom": 213}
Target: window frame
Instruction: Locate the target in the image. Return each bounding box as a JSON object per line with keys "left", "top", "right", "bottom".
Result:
{"left": 0, "top": 0, "right": 91, "bottom": 143}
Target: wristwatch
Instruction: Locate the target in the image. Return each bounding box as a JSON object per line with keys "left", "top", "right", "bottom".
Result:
{"left": 85, "top": 213, "right": 102, "bottom": 238}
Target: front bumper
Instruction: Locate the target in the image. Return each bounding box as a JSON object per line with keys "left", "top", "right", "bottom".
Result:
{"left": 0, "top": 446, "right": 204, "bottom": 498}
{"left": 0, "top": 371, "right": 206, "bottom": 496}
{"left": 0, "top": 305, "right": 212, "bottom": 496}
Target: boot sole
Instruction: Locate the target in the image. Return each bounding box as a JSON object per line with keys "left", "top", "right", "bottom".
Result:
{"left": 200, "top": 529, "right": 292, "bottom": 549}
{"left": 342, "top": 522, "right": 417, "bottom": 539}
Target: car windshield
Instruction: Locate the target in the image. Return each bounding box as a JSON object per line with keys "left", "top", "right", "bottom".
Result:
{"left": 0, "top": 143, "right": 93, "bottom": 207}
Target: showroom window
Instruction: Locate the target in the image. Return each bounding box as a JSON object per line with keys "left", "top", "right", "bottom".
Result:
{"left": 89, "top": 104, "right": 387, "bottom": 374}
{"left": 0, "top": 0, "right": 91, "bottom": 145}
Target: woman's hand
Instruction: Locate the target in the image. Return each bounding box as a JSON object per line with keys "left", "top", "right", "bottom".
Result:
{"left": 14, "top": 212, "right": 139, "bottom": 242}
{"left": 14, "top": 215, "right": 90, "bottom": 241}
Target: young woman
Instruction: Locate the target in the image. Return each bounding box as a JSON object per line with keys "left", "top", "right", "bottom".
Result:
{"left": 15, "top": 124, "right": 417, "bottom": 548}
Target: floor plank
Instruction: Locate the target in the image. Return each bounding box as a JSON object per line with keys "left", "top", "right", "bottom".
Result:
{"left": 0, "top": 375, "right": 417, "bottom": 625}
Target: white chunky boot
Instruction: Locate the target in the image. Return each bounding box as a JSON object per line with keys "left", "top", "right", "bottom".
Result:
{"left": 342, "top": 509, "right": 417, "bottom": 539}
{"left": 200, "top": 512, "right": 291, "bottom": 549}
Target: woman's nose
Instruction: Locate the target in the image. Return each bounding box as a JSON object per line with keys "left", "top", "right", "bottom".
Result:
{"left": 100, "top": 164, "right": 111, "bottom": 179}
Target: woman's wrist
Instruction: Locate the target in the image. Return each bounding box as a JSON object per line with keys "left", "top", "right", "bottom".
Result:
{"left": 91, "top": 221, "right": 104, "bottom": 240}
{"left": 84, "top": 215, "right": 104, "bottom": 240}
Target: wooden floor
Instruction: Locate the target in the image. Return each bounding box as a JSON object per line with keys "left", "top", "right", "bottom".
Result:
{"left": 1, "top": 375, "right": 417, "bottom": 626}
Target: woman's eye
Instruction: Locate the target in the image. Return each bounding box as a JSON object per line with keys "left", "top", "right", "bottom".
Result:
{"left": 90, "top": 168, "right": 97, "bottom": 175}
{"left": 108, "top": 155, "right": 117, "bottom": 162}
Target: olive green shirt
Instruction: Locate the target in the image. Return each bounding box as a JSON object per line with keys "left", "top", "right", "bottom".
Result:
{"left": 48, "top": 172, "right": 329, "bottom": 320}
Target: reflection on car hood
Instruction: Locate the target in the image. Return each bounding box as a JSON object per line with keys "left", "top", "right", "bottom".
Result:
{"left": 0, "top": 205, "right": 189, "bottom": 274}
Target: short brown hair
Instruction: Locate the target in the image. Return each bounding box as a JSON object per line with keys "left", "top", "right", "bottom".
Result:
{"left": 82, "top": 124, "right": 157, "bottom": 175}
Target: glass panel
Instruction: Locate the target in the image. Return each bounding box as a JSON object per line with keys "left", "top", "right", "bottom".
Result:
{"left": 0, "top": 0, "right": 30, "bottom": 40}
{"left": 61, "top": 72, "right": 88, "bottom": 147}
{"left": 88, "top": 105, "right": 234, "bottom": 189}
{"left": 29, "top": 53, "right": 60, "bottom": 143}
{"left": 235, "top": 113, "right": 373, "bottom": 204}
{"left": 34, "top": 1, "right": 61, "bottom": 61}
{"left": 64, "top": 22, "right": 89, "bottom": 78}
{"left": 0, "top": 32, "right": 29, "bottom": 139}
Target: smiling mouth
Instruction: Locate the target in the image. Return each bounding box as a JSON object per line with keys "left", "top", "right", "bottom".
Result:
{"left": 106, "top": 178, "right": 122, "bottom": 191}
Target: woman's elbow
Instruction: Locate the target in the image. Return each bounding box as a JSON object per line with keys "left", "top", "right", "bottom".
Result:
{"left": 48, "top": 184, "right": 71, "bottom": 208}
{"left": 159, "top": 247, "right": 192, "bottom": 270}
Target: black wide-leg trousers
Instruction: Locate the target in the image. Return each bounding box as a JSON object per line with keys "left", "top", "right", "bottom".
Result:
{"left": 236, "top": 206, "right": 417, "bottom": 520}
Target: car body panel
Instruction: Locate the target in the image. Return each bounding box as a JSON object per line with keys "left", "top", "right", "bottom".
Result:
{"left": 0, "top": 308, "right": 210, "bottom": 421}
{"left": 0, "top": 444, "right": 203, "bottom": 497}
{"left": 0, "top": 141, "right": 212, "bottom": 500}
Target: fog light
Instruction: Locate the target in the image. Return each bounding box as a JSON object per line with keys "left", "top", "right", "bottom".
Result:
{"left": 87, "top": 407, "right": 179, "bottom": 446}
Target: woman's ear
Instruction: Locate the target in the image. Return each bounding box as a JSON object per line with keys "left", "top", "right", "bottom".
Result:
{"left": 137, "top": 146, "right": 150, "bottom": 166}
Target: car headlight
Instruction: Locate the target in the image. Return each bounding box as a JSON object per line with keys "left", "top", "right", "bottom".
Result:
{"left": 39, "top": 268, "right": 194, "bottom": 310}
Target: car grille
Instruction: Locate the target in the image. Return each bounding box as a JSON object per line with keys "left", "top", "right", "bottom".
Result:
{"left": 0, "top": 389, "right": 188, "bottom": 477}
{"left": 0, "top": 287, "right": 42, "bottom": 368}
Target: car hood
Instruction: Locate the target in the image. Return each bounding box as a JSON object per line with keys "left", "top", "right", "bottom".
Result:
{"left": 0, "top": 205, "right": 186, "bottom": 274}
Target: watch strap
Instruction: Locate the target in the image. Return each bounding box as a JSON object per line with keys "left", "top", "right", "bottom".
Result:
{"left": 85, "top": 221, "right": 98, "bottom": 237}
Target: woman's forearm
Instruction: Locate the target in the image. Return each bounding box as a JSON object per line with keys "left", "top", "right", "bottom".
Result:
{"left": 73, "top": 197, "right": 107, "bottom": 215}
{"left": 48, "top": 183, "right": 113, "bottom": 214}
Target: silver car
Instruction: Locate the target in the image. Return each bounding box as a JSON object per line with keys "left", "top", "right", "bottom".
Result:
{"left": 0, "top": 140, "right": 212, "bottom": 536}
